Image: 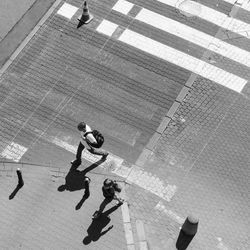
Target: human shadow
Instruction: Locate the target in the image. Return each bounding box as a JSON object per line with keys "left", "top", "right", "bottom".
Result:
{"left": 58, "top": 158, "right": 105, "bottom": 192}
{"left": 75, "top": 178, "right": 90, "bottom": 210}
{"left": 9, "top": 184, "right": 23, "bottom": 200}
{"left": 82, "top": 204, "right": 121, "bottom": 245}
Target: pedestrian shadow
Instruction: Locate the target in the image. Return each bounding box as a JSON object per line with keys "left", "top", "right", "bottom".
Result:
{"left": 82, "top": 204, "right": 120, "bottom": 245}
{"left": 57, "top": 158, "right": 105, "bottom": 192}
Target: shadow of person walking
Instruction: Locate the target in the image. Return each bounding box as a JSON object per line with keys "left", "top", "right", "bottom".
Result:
{"left": 57, "top": 158, "right": 105, "bottom": 192}
{"left": 82, "top": 204, "right": 120, "bottom": 245}
{"left": 57, "top": 158, "right": 106, "bottom": 209}
{"left": 75, "top": 177, "right": 90, "bottom": 210}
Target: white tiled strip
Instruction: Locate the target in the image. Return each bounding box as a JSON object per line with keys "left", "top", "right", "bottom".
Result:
{"left": 157, "top": 0, "right": 250, "bottom": 39}
{"left": 1, "top": 142, "right": 28, "bottom": 162}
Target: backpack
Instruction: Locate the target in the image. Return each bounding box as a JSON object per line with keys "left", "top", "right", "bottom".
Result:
{"left": 85, "top": 130, "right": 104, "bottom": 148}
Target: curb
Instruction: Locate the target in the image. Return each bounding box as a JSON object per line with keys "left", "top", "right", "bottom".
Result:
{"left": 0, "top": 0, "right": 63, "bottom": 77}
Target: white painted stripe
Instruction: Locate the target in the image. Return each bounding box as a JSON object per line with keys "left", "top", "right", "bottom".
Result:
{"left": 96, "top": 20, "right": 118, "bottom": 36}
{"left": 131, "top": 8, "right": 250, "bottom": 67}
{"left": 157, "top": 0, "right": 250, "bottom": 39}
{"left": 118, "top": 29, "right": 247, "bottom": 92}
{"left": 154, "top": 201, "right": 185, "bottom": 224}
{"left": 1, "top": 142, "right": 28, "bottom": 162}
{"left": 112, "top": 0, "right": 134, "bottom": 14}
{"left": 222, "top": 0, "right": 237, "bottom": 4}
{"left": 52, "top": 136, "right": 124, "bottom": 168}
{"left": 57, "top": 3, "right": 78, "bottom": 19}
{"left": 241, "top": 1, "right": 250, "bottom": 11}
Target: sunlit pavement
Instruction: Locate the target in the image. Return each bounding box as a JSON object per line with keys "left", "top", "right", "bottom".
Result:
{"left": 0, "top": 0, "right": 250, "bottom": 249}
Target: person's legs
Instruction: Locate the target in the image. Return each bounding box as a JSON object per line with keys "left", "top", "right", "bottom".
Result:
{"left": 76, "top": 142, "right": 85, "bottom": 161}
{"left": 93, "top": 197, "right": 113, "bottom": 218}
{"left": 113, "top": 194, "right": 124, "bottom": 204}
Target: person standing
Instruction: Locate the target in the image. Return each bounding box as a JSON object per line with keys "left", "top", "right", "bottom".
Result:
{"left": 72, "top": 122, "right": 109, "bottom": 165}
{"left": 93, "top": 178, "right": 124, "bottom": 219}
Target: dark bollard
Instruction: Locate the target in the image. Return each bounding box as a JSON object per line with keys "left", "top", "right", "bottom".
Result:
{"left": 16, "top": 168, "right": 24, "bottom": 187}
{"left": 176, "top": 215, "right": 199, "bottom": 250}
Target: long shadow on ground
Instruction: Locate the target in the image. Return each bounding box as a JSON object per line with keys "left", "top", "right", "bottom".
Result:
{"left": 83, "top": 204, "right": 121, "bottom": 245}
{"left": 57, "top": 158, "right": 105, "bottom": 192}
{"left": 57, "top": 158, "right": 106, "bottom": 209}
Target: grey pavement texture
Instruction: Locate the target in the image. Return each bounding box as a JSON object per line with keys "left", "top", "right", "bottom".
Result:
{"left": 0, "top": 0, "right": 36, "bottom": 41}
{"left": 0, "top": 0, "right": 250, "bottom": 250}
{"left": 0, "top": 0, "right": 56, "bottom": 68}
{"left": 0, "top": 161, "right": 126, "bottom": 249}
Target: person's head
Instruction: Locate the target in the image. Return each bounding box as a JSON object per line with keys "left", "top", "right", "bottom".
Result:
{"left": 77, "top": 122, "right": 86, "bottom": 132}
{"left": 103, "top": 178, "right": 114, "bottom": 189}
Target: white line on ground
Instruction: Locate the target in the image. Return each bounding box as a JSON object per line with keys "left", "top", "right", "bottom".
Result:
{"left": 221, "top": 0, "right": 238, "bottom": 4}
{"left": 112, "top": 0, "right": 134, "bottom": 15}
{"left": 131, "top": 7, "right": 250, "bottom": 68}
{"left": 96, "top": 20, "right": 119, "bottom": 36}
{"left": 241, "top": 0, "right": 250, "bottom": 11}
{"left": 117, "top": 29, "right": 247, "bottom": 92}
{"left": 56, "top": 3, "right": 78, "bottom": 19}
{"left": 154, "top": 201, "right": 185, "bottom": 224}
{"left": 119, "top": 182, "right": 136, "bottom": 250}
{"left": 158, "top": 0, "right": 250, "bottom": 39}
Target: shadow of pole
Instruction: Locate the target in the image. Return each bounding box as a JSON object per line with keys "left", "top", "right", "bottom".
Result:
{"left": 9, "top": 168, "right": 24, "bottom": 200}
{"left": 9, "top": 184, "right": 23, "bottom": 200}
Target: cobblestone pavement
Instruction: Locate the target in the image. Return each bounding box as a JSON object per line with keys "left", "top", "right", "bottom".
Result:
{"left": 0, "top": 0, "right": 250, "bottom": 249}
{"left": 130, "top": 77, "right": 250, "bottom": 249}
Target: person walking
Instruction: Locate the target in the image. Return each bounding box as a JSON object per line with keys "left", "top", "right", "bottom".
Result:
{"left": 93, "top": 178, "right": 124, "bottom": 219}
{"left": 72, "top": 122, "right": 109, "bottom": 165}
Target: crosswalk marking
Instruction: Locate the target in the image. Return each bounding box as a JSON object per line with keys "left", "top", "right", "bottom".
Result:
{"left": 96, "top": 19, "right": 118, "bottom": 36}
{"left": 223, "top": 0, "right": 250, "bottom": 9}
{"left": 117, "top": 29, "right": 247, "bottom": 92}
{"left": 221, "top": 0, "right": 237, "bottom": 4}
{"left": 130, "top": 8, "right": 250, "bottom": 68}
{"left": 157, "top": 0, "right": 250, "bottom": 39}
{"left": 112, "top": 0, "right": 134, "bottom": 14}
{"left": 57, "top": 3, "right": 78, "bottom": 19}
{"left": 241, "top": 1, "right": 250, "bottom": 11}
{"left": 54, "top": 1, "right": 250, "bottom": 92}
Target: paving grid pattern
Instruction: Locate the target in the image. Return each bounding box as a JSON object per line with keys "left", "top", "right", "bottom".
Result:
{"left": 0, "top": 0, "right": 191, "bottom": 165}
{"left": 125, "top": 81, "right": 250, "bottom": 250}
